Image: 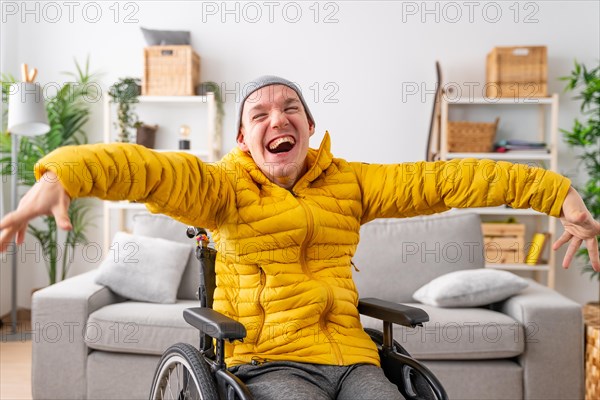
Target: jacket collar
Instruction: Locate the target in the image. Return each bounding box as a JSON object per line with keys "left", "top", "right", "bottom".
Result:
{"left": 293, "top": 131, "right": 333, "bottom": 191}
{"left": 227, "top": 131, "right": 333, "bottom": 189}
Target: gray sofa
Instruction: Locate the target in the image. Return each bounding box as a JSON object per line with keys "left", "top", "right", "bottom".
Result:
{"left": 31, "top": 212, "right": 584, "bottom": 399}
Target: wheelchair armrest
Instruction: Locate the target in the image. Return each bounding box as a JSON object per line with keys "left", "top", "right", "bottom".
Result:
{"left": 183, "top": 307, "right": 246, "bottom": 341}
{"left": 358, "top": 298, "right": 429, "bottom": 328}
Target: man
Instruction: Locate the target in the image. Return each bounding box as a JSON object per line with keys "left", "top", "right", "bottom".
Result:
{"left": 1, "top": 76, "right": 599, "bottom": 400}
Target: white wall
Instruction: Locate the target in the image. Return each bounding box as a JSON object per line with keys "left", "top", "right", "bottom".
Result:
{"left": 1, "top": 0, "right": 598, "bottom": 310}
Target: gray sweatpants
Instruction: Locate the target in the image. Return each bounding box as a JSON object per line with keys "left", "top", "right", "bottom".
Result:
{"left": 230, "top": 361, "right": 405, "bottom": 400}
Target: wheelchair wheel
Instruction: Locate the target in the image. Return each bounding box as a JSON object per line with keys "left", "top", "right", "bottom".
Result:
{"left": 150, "top": 343, "right": 219, "bottom": 400}
{"left": 365, "top": 328, "right": 446, "bottom": 400}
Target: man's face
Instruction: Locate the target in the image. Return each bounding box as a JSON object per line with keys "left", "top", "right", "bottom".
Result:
{"left": 237, "top": 85, "right": 315, "bottom": 189}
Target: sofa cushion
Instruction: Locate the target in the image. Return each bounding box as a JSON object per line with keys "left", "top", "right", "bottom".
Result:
{"left": 353, "top": 213, "right": 485, "bottom": 303}
{"left": 132, "top": 213, "right": 199, "bottom": 300}
{"left": 85, "top": 300, "right": 198, "bottom": 355}
{"left": 361, "top": 304, "right": 524, "bottom": 360}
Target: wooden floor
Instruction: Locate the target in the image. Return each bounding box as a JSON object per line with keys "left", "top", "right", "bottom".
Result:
{"left": 1, "top": 312, "right": 33, "bottom": 400}
{"left": 0, "top": 341, "right": 32, "bottom": 400}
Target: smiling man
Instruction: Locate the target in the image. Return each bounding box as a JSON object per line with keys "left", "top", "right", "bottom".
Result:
{"left": 236, "top": 77, "right": 316, "bottom": 189}
{"left": 1, "top": 75, "right": 599, "bottom": 400}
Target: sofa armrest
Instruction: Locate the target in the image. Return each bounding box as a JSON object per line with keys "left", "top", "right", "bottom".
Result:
{"left": 31, "top": 270, "right": 125, "bottom": 400}
{"left": 499, "top": 279, "right": 584, "bottom": 400}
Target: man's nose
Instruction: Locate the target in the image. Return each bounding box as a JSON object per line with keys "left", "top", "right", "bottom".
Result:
{"left": 270, "top": 110, "right": 289, "bottom": 129}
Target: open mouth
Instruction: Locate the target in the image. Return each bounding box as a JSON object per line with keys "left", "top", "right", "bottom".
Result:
{"left": 267, "top": 136, "right": 296, "bottom": 154}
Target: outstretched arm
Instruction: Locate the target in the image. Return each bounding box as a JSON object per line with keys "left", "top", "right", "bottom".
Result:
{"left": 352, "top": 159, "right": 599, "bottom": 270}
{"left": 353, "top": 159, "right": 571, "bottom": 221}
{"left": 554, "top": 187, "right": 600, "bottom": 271}
{"left": 1, "top": 143, "right": 234, "bottom": 252}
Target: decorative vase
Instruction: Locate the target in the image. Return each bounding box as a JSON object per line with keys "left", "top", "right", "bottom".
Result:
{"left": 136, "top": 124, "right": 158, "bottom": 148}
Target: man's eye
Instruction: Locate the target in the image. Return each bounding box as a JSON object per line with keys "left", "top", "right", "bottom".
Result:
{"left": 252, "top": 114, "right": 267, "bottom": 121}
{"left": 285, "top": 107, "right": 299, "bottom": 112}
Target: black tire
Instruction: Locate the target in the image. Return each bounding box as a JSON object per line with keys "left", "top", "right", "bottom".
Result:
{"left": 150, "top": 343, "right": 219, "bottom": 400}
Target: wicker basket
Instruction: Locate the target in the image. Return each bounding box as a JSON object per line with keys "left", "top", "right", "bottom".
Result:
{"left": 143, "top": 45, "right": 200, "bottom": 96}
{"left": 486, "top": 46, "right": 547, "bottom": 98}
{"left": 447, "top": 118, "right": 499, "bottom": 153}
{"left": 584, "top": 303, "right": 600, "bottom": 400}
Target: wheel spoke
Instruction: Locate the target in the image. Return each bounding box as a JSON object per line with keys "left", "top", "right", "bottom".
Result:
{"left": 166, "top": 368, "right": 172, "bottom": 399}
{"left": 176, "top": 363, "right": 182, "bottom": 398}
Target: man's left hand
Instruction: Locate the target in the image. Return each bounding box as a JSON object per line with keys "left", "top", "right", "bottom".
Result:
{"left": 552, "top": 187, "right": 600, "bottom": 271}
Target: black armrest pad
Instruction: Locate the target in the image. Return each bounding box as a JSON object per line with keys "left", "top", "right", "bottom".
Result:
{"left": 358, "top": 298, "right": 429, "bottom": 327}
{"left": 183, "top": 307, "right": 246, "bottom": 340}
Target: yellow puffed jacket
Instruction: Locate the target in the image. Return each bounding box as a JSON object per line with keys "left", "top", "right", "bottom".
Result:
{"left": 35, "top": 132, "right": 570, "bottom": 367}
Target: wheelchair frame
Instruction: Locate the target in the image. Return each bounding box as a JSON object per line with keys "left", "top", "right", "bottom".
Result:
{"left": 149, "top": 228, "right": 448, "bottom": 400}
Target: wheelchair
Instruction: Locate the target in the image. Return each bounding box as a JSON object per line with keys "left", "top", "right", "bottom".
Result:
{"left": 149, "top": 228, "right": 448, "bottom": 400}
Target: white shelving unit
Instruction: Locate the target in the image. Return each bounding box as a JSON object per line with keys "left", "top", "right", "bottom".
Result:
{"left": 102, "top": 94, "right": 221, "bottom": 250}
{"left": 444, "top": 152, "right": 552, "bottom": 161}
{"left": 103, "top": 94, "right": 220, "bottom": 158}
{"left": 441, "top": 94, "right": 560, "bottom": 287}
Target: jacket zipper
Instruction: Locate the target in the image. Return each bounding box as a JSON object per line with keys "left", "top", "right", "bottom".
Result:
{"left": 254, "top": 267, "right": 266, "bottom": 346}
{"left": 296, "top": 196, "right": 344, "bottom": 366}
{"left": 297, "top": 198, "right": 314, "bottom": 277}
{"left": 320, "top": 284, "right": 343, "bottom": 364}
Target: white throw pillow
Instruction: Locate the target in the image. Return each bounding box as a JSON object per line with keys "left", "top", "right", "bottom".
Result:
{"left": 95, "top": 232, "right": 191, "bottom": 304}
{"left": 413, "top": 269, "right": 528, "bottom": 308}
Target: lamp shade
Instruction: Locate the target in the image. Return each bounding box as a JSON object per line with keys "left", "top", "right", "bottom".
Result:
{"left": 8, "top": 82, "right": 50, "bottom": 136}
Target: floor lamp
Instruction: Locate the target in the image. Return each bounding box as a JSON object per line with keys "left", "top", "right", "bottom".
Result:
{"left": 5, "top": 65, "right": 50, "bottom": 337}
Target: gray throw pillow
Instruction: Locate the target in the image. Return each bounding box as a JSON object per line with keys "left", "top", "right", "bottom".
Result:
{"left": 95, "top": 232, "right": 191, "bottom": 303}
{"left": 140, "top": 27, "right": 191, "bottom": 46}
{"left": 413, "top": 269, "right": 528, "bottom": 308}
{"left": 132, "top": 213, "right": 199, "bottom": 300}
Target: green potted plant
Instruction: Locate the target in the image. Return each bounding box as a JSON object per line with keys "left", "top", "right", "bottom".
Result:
{"left": 108, "top": 77, "right": 142, "bottom": 143}
{"left": 0, "top": 59, "right": 96, "bottom": 284}
{"left": 560, "top": 60, "right": 600, "bottom": 282}
{"left": 197, "top": 81, "right": 225, "bottom": 120}
{"left": 108, "top": 77, "right": 159, "bottom": 147}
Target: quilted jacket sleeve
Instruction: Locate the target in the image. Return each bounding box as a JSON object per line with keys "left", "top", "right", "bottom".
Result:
{"left": 34, "top": 143, "right": 234, "bottom": 229}
{"left": 351, "top": 158, "right": 571, "bottom": 224}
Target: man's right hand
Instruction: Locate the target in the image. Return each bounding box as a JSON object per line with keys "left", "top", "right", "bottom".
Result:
{"left": 0, "top": 171, "right": 72, "bottom": 252}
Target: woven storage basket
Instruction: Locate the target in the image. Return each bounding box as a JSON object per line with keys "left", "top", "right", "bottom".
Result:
{"left": 143, "top": 45, "right": 200, "bottom": 96}
{"left": 447, "top": 118, "right": 499, "bottom": 153}
{"left": 584, "top": 303, "right": 600, "bottom": 400}
{"left": 486, "top": 46, "right": 547, "bottom": 98}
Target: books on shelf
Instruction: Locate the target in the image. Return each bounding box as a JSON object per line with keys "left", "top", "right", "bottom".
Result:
{"left": 494, "top": 139, "right": 549, "bottom": 153}
{"left": 525, "top": 232, "right": 550, "bottom": 265}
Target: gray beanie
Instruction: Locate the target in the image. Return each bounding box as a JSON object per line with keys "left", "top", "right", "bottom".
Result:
{"left": 235, "top": 75, "right": 315, "bottom": 137}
